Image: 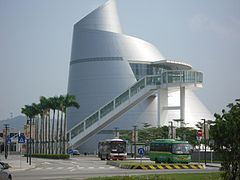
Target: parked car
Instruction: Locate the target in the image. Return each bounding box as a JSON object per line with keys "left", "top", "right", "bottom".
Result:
{"left": 68, "top": 149, "right": 80, "bottom": 155}
{"left": 0, "top": 162, "right": 12, "bottom": 180}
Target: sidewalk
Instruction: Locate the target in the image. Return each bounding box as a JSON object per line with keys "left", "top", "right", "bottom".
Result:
{"left": 0, "top": 154, "right": 36, "bottom": 171}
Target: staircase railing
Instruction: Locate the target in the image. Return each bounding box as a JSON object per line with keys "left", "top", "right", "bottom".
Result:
{"left": 68, "top": 70, "right": 203, "bottom": 146}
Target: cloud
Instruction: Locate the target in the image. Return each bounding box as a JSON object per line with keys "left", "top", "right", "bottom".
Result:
{"left": 189, "top": 13, "right": 240, "bottom": 40}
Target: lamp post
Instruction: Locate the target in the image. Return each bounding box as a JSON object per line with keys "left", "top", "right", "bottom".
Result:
{"left": 114, "top": 127, "right": 119, "bottom": 138}
{"left": 201, "top": 118, "right": 207, "bottom": 166}
{"left": 201, "top": 119, "right": 215, "bottom": 166}
{"left": 4, "top": 124, "right": 9, "bottom": 159}
{"left": 173, "top": 119, "right": 184, "bottom": 128}
{"left": 29, "top": 117, "right": 32, "bottom": 165}
{"left": 168, "top": 121, "right": 174, "bottom": 139}
{"left": 133, "top": 126, "right": 137, "bottom": 159}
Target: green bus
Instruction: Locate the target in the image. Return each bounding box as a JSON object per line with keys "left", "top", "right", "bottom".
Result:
{"left": 149, "top": 139, "right": 193, "bottom": 163}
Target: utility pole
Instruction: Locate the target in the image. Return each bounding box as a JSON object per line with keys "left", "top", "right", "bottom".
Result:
{"left": 4, "top": 124, "right": 9, "bottom": 159}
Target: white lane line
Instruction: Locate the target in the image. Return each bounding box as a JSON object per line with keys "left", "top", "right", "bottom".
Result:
{"left": 46, "top": 167, "right": 53, "bottom": 170}
{"left": 70, "top": 168, "right": 76, "bottom": 172}
{"left": 42, "top": 162, "right": 51, "bottom": 165}
{"left": 109, "top": 166, "right": 115, "bottom": 169}
{"left": 36, "top": 168, "right": 43, "bottom": 170}
{"left": 88, "top": 167, "right": 94, "bottom": 169}
{"left": 77, "top": 166, "right": 84, "bottom": 169}
{"left": 67, "top": 167, "right": 74, "bottom": 169}
{"left": 99, "top": 167, "right": 105, "bottom": 169}
{"left": 56, "top": 167, "right": 64, "bottom": 170}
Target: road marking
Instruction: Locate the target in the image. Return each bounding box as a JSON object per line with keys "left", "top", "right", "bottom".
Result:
{"left": 70, "top": 169, "right": 76, "bottom": 172}
{"left": 56, "top": 167, "right": 64, "bottom": 170}
{"left": 88, "top": 167, "right": 94, "bottom": 169}
{"left": 77, "top": 166, "right": 84, "bottom": 169}
{"left": 42, "top": 162, "right": 51, "bottom": 165}
{"left": 46, "top": 167, "right": 53, "bottom": 170}
{"left": 67, "top": 167, "right": 74, "bottom": 169}
{"left": 99, "top": 167, "right": 105, "bottom": 169}
{"left": 71, "top": 162, "right": 78, "bottom": 164}
{"left": 109, "top": 166, "right": 115, "bottom": 169}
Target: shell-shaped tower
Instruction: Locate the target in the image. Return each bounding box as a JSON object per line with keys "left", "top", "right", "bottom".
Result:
{"left": 67, "top": 0, "right": 213, "bottom": 153}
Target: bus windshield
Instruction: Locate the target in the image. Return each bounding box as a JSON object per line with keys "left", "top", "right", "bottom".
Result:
{"left": 110, "top": 141, "right": 126, "bottom": 153}
{"left": 172, "top": 144, "right": 192, "bottom": 154}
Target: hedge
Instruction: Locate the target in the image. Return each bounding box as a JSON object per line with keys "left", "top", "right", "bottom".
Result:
{"left": 24, "top": 154, "right": 70, "bottom": 159}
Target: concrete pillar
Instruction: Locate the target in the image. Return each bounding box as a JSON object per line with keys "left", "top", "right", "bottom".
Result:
{"left": 157, "top": 88, "right": 168, "bottom": 127}
{"left": 180, "top": 86, "right": 185, "bottom": 126}
{"left": 157, "top": 89, "right": 161, "bottom": 127}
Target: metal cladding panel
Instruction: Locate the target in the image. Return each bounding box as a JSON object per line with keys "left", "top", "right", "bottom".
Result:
{"left": 167, "top": 89, "right": 214, "bottom": 127}
{"left": 70, "top": 29, "right": 165, "bottom": 62}
{"left": 74, "top": 0, "right": 122, "bottom": 33}
{"left": 67, "top": 0, "right": 165, "bottom": 130}
{"left": 67, "top": 59, "right": 136, "bottom": 129}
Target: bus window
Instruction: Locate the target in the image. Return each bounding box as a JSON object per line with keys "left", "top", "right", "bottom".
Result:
{"left": 172, "top": 144, "right": 192, "bottom": 154}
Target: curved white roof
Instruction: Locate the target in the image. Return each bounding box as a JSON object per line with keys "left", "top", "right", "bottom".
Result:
{"left": 71, "top": 0, "right": 165, "bottom": 62}
{"left": 75, "top": 0, "right": 122, "bottom": 33}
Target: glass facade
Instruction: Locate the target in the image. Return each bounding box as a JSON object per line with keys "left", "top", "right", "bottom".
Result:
{"left": 130, "top": 63, "right": 170, "bottom": 80}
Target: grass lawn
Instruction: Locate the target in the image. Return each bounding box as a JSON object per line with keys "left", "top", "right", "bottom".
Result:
{"left": 86, "top": 172, "right": 222, "bottom": 180}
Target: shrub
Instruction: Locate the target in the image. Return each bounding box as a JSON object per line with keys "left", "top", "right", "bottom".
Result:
{"left": 25, "top": 154, "right": 70, "bottom": 159}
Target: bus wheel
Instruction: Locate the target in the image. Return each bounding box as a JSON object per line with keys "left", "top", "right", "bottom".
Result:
{"left": 106, "top": 155, "right": 110, "bottom": 160}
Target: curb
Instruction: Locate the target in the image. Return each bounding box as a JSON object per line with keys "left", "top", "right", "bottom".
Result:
{"left": 107, "top": 161, "right": 203, "bottom": 170}
{"left": 206, "top": 164, "right": 221, "bottom": 168}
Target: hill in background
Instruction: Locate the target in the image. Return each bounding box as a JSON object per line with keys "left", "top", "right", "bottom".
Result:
{"left": 0, "top": 115, "right": 25, "bottom": 131}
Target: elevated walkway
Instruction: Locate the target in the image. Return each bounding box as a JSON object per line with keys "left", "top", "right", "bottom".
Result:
{"left": 68, "top": 70, "right": 203, "bottom": 148}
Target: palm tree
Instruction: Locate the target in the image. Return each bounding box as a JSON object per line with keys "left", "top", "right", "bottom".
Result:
{"left": 55, "top": 97, "right": 61, "bottom": 154}
{"left": 62, "top": 94, "right": 80, "bottom": 154}
{"left": 39, "top": 96, "right": 50, "bottom": 154}
{"left": 31, "top": 103, "right": 41, "bottom": 154}
{"left": 49, "top": 96, "right": 58, "bottom": 154}
{"left": 58, "top": 95, "right": 65, "bottom": 154}
{"left": 21, "top": 103, "right": 38, "bottom": 164}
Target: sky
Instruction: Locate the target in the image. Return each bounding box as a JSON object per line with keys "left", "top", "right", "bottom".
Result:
{"left": 0, "top": 0, "right": 240, "bottom": 120}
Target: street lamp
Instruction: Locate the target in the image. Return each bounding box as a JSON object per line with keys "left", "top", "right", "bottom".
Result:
{"left": 132, "top": 126, "right": 137, "bottom": 159}
{"left": 4, "top": 124, "right": 9, "bottom": 159}
{"left": 200, "top": 119, "right": 207, "bottom": 166}
{"left": 173, "top": 119, "right": 184, "bottom": 128}
{"left": 114, "top": 127, "right": 119, "bottom": 138}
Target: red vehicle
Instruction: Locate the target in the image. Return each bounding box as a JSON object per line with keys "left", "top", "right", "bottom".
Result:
{"left": 98, "top": 138, "right": 127, "bottom": 160}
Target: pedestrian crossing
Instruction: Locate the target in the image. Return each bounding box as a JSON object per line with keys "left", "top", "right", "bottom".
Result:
{"left": 34, "top": 166, "right": 115, "bottom": 171}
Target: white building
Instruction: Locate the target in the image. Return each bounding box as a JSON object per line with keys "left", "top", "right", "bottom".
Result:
{"left": 67, "top": 0, "right": 213, "bottom": 153}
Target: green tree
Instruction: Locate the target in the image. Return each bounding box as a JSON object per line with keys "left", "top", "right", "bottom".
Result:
{"left": 176, "top": 127, "right": 198, "bottom": 147}
{"left": 210, "top": 99, "right": 240, "bottom": 180}
{"left": 39, "top": 96, "right": 51, "bottom": 154}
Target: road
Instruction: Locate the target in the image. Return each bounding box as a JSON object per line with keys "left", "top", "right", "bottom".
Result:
{"left": 10, "top": 156, "right": 219, "bottom": 180}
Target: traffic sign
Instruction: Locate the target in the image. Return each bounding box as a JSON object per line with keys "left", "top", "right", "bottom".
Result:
{"left": 6, "top": 136, "right": 11, "bottom": 144}
{"left": 18, "top": 134, "right": 26, "bottom": 143}
{"left": 138, "top": 148, "right": 144, "bottom": 156}
{"left": 197, "top": 130, "right": 203, "bottom": 137}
